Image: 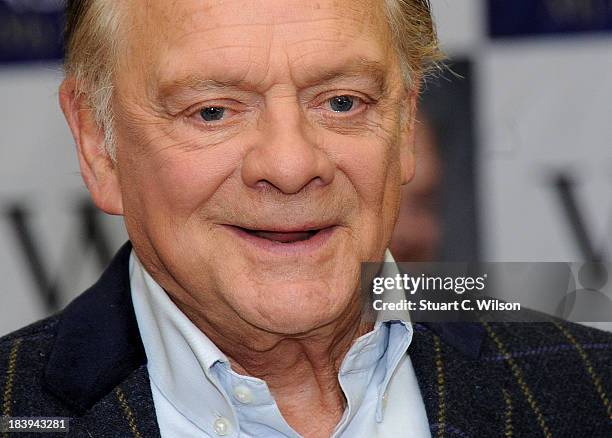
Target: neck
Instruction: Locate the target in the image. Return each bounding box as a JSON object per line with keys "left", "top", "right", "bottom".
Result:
{"left": 175, "top": 294, "right": 372, "bottom": 438}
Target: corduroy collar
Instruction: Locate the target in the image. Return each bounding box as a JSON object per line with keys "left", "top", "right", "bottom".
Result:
{"left": 44, "top": 242, "right": 146, "bottom": 413}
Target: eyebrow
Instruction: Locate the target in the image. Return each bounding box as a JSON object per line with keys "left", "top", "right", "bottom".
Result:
{"left": 297, "top": 58, "right": 389, "bottom": 92}
{"left": 156, "top": 76, "right": 252, "bottom": 105}
{"left": 155, "top": 58, "right": 390, "bottom": 109}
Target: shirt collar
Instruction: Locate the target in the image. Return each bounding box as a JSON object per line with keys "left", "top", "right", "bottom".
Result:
{"left": 375, "top": 249, "right": 412, "bottom": 324}
{"left": 130, "top": 252, "right": 236, "bottom": 436}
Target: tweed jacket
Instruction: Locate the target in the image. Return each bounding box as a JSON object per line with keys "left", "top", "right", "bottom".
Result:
{"left": 1, "top": 243, "right": 611, "bottom": 437}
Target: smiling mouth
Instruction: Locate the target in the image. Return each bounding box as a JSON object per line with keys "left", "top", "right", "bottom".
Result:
{"left": 236, "top": 227, "right": 322, "bottom": 243}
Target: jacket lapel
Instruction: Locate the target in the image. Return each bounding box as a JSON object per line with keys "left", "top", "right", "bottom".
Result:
{"left": 43, "top": 242, "right": 160, "bottom": 435}
{"left": 411, "top": 323, "right": 510, "bottom": 437}
{"left": 68, "top": 365, "right": 161, "bottom": 438}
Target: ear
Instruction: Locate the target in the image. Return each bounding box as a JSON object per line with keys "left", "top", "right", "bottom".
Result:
{"left": 59, "top": 78, "right": 124, "bottom": 215}
{"left": 399, "top": 88, "right": 418, "bottom": 185}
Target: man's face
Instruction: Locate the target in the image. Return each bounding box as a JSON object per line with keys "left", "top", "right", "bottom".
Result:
{"left": 110, "top": 0, "right": 414, "bottom": 334}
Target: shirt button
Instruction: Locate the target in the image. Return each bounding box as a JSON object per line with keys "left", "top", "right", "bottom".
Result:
{"left": 233, "top": 385, "right": 253, "bottom": 404}
{"left": 213, "top": 417, "right": 231, "bottom": 436}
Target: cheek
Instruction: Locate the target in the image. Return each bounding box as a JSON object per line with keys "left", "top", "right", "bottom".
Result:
{"left": 122, "top": 138, "right": 243, "bottom": 218}
{"left": 331, "top": 133, "right": 401, "bottom": 208}
{"left": 329, "top": 133, "right": 402, "bottom": 256}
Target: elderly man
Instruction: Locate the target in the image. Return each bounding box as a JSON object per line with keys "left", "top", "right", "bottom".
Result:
{"left": 1, "top": 0, "right": 611, "bottom": 437}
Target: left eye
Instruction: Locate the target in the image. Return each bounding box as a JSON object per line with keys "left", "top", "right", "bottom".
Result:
{"left": 199, "top": 107, "right": 226, "bottom": 121}
{"left": 328, "top": 95, "right": 355, "bottom": 112}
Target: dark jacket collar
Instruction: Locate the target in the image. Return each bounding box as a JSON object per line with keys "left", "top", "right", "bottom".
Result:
{"left": 43, "top": 241, "right": 484, "bottom": 413}
{"left": 420, "top": 321, "right": 484, "bottom": 358}
{"left": 44, "top": 242, "right": 146, "bottom": 413}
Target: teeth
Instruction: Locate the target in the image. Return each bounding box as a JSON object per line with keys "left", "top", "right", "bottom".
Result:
{"left": 251, "top": 230, "right": 317, "bottom": 243}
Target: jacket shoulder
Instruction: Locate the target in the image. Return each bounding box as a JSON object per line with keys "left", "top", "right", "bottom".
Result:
{"left": 480, "top": 318, "right": 612, "bottom": 382}
{"left": 413, "top": 319, "right": 612, "bottom": 436}
{"left": 484, "top": 318, "right": 612, "bottom": 354}
{"left": 0, "top": 315, "right": 73, "bottom": 417}
{"left": 0, "top": 314, "right": 60, "bottom": 345}
{"left": 484, "top": 319, "right": 612, "bottom": 434}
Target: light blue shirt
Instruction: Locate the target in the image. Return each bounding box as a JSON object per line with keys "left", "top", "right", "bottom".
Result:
{"left": 130, "top": 250, "right": 431, "bottom": 437}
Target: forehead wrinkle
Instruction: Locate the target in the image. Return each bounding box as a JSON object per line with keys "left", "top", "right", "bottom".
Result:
{"left": 129, "top": 0, "right": 401, "bottom": 112}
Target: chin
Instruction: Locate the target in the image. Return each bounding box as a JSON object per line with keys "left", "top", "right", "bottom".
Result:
{"left": 230, "top": 280, "right": 357, "bottom": 335}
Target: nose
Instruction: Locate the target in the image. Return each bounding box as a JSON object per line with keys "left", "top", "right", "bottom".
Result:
{"left": 241, "top": 104, "right": 335, "bottom": 194}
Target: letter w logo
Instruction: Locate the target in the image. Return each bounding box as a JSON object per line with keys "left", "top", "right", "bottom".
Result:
{"left": 6, "top": 199, "right": 114, "bottom": 312}
{"left": 553, "top": 173, "right": 608, "bottom": 263}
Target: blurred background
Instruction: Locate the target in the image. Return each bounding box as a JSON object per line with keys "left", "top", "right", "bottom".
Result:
{"left": 1, "top": 0, "right": 611, "bottom": 335}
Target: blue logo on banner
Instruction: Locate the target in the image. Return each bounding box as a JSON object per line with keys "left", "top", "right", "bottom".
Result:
{"left": 0, "top": 0, "right": 64, "bottom": 63}
{"left": 489, "top": 0, "right": 612, "bottom": 38}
